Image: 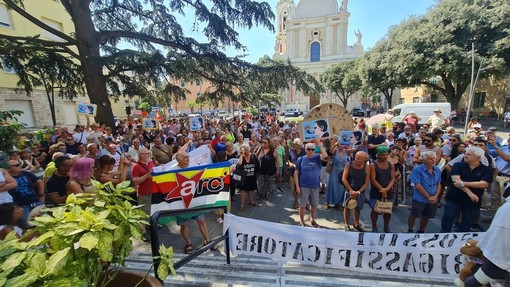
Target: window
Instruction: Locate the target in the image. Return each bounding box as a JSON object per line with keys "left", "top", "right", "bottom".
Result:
{"left": 195, "top": 79, "right": 201, "bottom": 86}
{"left": 430, "top": 94, "right": 439, "bottom": 102}
{"left": 399, "top": 98, "right": 405, "bottom": 104}
{"left": 1, "top": 56, "right": 15, "bottom": 74}
{"left": 412, "top": 97, "right": 420, "bottom": 103}
{"left": 310, "top": 42, "right": 320, "bottom": 62}
{"left": 474, "top": 92, "right": 486, "bottom": 108}
{"left": 41, "top": 17, "right": 64, "bottom": 41}
{"left": 0, "top": 4, "right": 12, "bottom": 28}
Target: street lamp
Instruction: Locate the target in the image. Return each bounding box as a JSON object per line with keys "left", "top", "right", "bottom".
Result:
{"left": 463, "top": 42, "right": 492, "bottom": 135}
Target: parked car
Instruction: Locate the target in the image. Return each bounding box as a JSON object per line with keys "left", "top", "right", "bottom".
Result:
{"left": 351, "top": 107, "right": 365, "bottom": 117}
{"left": 284, "top": 108, "right": 300, "bottom": 117}
{"left": 216, "top": 110, "right": 231, "bottom": 118}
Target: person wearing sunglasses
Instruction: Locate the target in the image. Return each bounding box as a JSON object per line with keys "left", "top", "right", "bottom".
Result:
{"left": 294, "top": 139, "right": 328, "bottom": 228}
{"left": 6, "top": 160, "right": 45, "bottom": 228}
{"left": 413, "top": 133, "right": 443, "bottom": 166}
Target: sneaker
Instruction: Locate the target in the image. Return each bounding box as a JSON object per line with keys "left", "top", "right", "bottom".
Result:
{"left": 452, "top": 222, "right": 460, "bottom": 232}
{"left": 471, "top": 224, "right": 485, "bottom": 232}
{"left": 277, "top": 187, "right": 284, "bottom": 192}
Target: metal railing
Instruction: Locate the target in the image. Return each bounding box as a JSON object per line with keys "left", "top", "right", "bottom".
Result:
{"left": 149, "top": 205, "right": 230, "bottom": 283}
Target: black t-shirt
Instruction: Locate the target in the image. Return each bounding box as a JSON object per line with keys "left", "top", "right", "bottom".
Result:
{"left": 446, "top": 161, "right": 493, "bottom": 208}
{"left": 240, "top": 123, "right": 252, "bottom": 140}
{"left": 367, "top": 134, "right": 386, "bottom": 160}
{"left": 45, "top": 173, "right": 69, "bottom": 203}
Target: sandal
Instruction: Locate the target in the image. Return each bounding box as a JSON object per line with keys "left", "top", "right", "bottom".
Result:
{"left": 249, "top": 202, "right": 257, "bottom": 207}
{"left": 239, "top": 205, "right": 245, "bottom": 211}
{"left": 184, "top": 243, "right": 192, "bottom": 254}
{"left": 311, "top": 221, "right": 320, "bottom": 228}
{"left": 204, "top": 241, "right": 218, "bottom": 251}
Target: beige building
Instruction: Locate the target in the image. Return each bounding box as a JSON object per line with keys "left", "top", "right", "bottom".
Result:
{"left": 0, "top": 0, "right": 90, "bottom": 128}
{"left": 273, "top": 0, "right": 364, "bottom": 112}
{"left": 399, "top": 76, "right": 510, "bottom": 116}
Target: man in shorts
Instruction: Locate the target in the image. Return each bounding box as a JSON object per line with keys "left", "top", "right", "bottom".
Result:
{"left": 172, "top": 151, "right": 215, "bottom": 254}
{"left": 294, "top": 139, "right": 328, "bottom": 227}
{"left": 407, "top": 151, "right": 441, "bottom": 233}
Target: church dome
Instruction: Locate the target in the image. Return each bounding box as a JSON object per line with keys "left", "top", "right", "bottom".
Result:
{"left": 294, "top": 0, "right": 339, "bottom": 19}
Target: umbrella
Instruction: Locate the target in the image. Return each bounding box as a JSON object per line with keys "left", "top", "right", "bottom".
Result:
{"left": 365, "top": 113, "right": 387, "bottom": 126}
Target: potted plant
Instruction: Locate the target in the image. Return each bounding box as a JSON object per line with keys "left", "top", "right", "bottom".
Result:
{"left": 0, "top": 180, "right": 175, "bottom": 287}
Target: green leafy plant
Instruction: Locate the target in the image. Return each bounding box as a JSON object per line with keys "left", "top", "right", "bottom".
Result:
{"left": 0, "top": 110, "right": 26, "bottom": 154}
{"left": 0, "top": 181, "right": 175, "bottom": 287}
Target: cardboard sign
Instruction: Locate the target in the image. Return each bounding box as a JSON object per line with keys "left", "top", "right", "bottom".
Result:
{"left": 298, "top": 118, "right": 331, "bottom": 142}
{"left": 339, "top": 130, "right": 364, "bottom": 147}
{"left": 76, "top": 102, "right": 97, "bottom": 116}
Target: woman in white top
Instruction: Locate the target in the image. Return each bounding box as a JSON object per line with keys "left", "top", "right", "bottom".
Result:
{"left": 0, "top": 168, "right": 17, "bottom": 204}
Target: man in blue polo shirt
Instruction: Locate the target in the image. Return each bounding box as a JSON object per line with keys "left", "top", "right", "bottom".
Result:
{"left": 407, "top": 151, "right": 441, "bottom": 233}
{"left": 441, "top": 147, "right": 493, "bottom": 233}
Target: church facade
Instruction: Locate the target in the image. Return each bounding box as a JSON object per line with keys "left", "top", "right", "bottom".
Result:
{"left": 273, "top": 0, "right": 364, "bottom": 112}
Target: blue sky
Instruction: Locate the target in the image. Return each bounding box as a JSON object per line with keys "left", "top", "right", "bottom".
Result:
{"left": 185, "top": 0, "right": 437, "bottom": 63}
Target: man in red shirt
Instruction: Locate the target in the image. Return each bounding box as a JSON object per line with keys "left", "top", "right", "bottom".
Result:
{"left": 132, "top": 147, "right": 155, "bottom": 241}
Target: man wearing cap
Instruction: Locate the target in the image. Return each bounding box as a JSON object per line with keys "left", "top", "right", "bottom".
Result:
{"left": 72, "top": 116, "right": 90, "bottom": 145}
{"left": 382, "top": 109, "right": 393, "bottom": 130}
{"left": 295, "top": 139, "right": 328, "bottom": 227}
{"left": 408, "top": 151, "right": 441, "bottom": 233}
{"left": 367, "top": 124, "right": 387, "bottom": 162}
{"left": 369, "top": 146, "right": 396, "bottom": 233}
{"left": 427, "top": 108, "right": 448, "bottom": 130}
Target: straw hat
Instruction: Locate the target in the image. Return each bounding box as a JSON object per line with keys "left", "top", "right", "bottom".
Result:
{"left": 345, "top": 198, "right": 358, "bottom": 210}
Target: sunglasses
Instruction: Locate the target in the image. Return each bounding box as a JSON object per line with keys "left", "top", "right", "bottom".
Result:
{"left": 9, "top": 163, "right": 21, "bottom": 167}
{"left": 306, "top": 148, "right": 315, "bottom": 151}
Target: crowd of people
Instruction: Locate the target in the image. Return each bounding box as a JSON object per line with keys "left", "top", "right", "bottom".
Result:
{"left": 0, "top": 109, "right": 509, "bottom": 245}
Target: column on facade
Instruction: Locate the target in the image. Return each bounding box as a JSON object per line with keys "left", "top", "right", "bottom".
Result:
{"left": 299, "top": 28, "right": 307, "bottom": 58}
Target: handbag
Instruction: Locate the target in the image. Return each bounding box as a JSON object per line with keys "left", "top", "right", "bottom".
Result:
{"left": 325, "top": 156, "right": 334, "bottom": 174}
{"left": 231, "top": 167, "right": 245, "bottom": 186}
{"left": 374, "top": 198, "right": 393, "bottom": 214}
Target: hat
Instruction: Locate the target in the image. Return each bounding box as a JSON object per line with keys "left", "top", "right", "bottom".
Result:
{"left": 345, "top": 198, "right": 358, "bottom": 210}
{"left": 409, "top": 111, "right": 416, "bottom": 114}
{"left": 473, "top": 124, "right": 482, "bottom": 129}
{"left": 487, "top": 127, "right": 498, "bottom": 132}
{"left": 434, "top": 108, "right": 442, "bottom": 113}
{"left": 376, "top": 146, "right": 389, "bottom": 154}
{"left": 293, "top": 138, "right": 302, "bottom": 146}
{"left": 387, "top": 109, "right": 393, "bottom": 112}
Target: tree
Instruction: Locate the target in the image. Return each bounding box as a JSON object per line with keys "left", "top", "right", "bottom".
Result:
{"left": 0, "top": 43, "right": 85, "bottom": 126}
{"left": 359, "top": 39, "right": 402, "bottom": 107}
{"left": 0, "top": 0, "right": 279, "bottom": 127}
{"left": 383, "top": 0, "right": 510, "bottom": 110}
{"left": 320, "top": 60, "right": 362, "bottom": 108}
{"left": 0, "top": 110, "right": 25, "bottom": 155}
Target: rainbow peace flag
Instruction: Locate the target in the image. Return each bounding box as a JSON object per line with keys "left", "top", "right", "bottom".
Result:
{"left": 150, "top": 161, "right": 231, "bottom": 215}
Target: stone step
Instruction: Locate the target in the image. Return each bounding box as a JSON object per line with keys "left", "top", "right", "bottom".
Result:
{"left": 125, "top": 251, "right": 453, "bottom": 287}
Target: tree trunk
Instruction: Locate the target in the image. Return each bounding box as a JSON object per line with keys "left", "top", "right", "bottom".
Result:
{"left": 71, "top": 0, "right": 115, "bottom": 128}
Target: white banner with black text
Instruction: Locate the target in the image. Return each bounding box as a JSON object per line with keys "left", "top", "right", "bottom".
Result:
{"left": 223, "top": 214, "right": 483, "bottom": 280}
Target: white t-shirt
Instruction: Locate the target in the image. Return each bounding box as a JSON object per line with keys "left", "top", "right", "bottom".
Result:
{"left": 478, "top": 197, "right": 510, "bottom": 272}
{"left": 0, "top": 170, "right": 12, "bottom": 204}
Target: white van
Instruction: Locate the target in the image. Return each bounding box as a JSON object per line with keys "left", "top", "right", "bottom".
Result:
{"left": 391, "top": 103, "right": 451, "bottom": 124}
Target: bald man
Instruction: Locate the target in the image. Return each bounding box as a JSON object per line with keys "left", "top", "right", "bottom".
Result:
{"left": 342, "top": 151, "right": 370, "bottom": 232}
